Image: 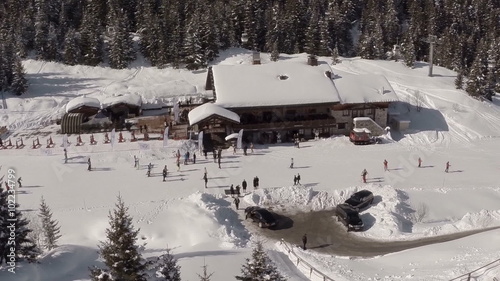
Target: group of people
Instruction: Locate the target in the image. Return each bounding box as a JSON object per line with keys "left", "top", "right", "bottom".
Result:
{"left": 361, "top": 158, "right": 453, "bottom": 183}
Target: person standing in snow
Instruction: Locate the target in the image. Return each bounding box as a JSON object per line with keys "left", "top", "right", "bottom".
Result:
{"left": 176, "top": 158, "right": 181, "bottom": 172}
{"left": 445, "top": 161, "right": 450, "bottom": 173}
{"left": 418, "top": 157, "right": 422, "bottom": 168}
{"left": 242, "top": 179, "right": 247, "bottom": 193}
{"left": 230, "top": 184, "right": 235, "bottom": 197}
{"left": 218, "top": 156, "right": 221, "bottom": 169}
{"left": 297, "top": 173, "right": 301, "bottom": 185}
{"left": 162, "top": 165, "right": 168, "bottom": 182}
{"left": 234, "top": 197, "right": 240, "bottom": 210}
{"left": 302, "top": 234, "right": 308, "bottom": 250}
{"left": 361, "top": 169, "right": 368, "bottom": 183}
{"left": 213, "top": 150, "right": 217, "bottom": 163}
{"left": 235, "top": 185, "right": 241, "bottom": 196}
{"left": 87, "top": 158, "right": 92, "bottom": 171}
{"left": 64, "top": 148, "right": 68, "bottom": 163}
{"left": 293, "top": 175, "right": 297, "bottom": 185}
{"left": 193, "top": 152, "right": 196, "bottom": 164}
{"left": 203, "top": 172, "right": 208, "bottom": 188}
{"left": 134, "top": 155, "right": 139, "bottom": 168}
{"left": 383, "top": 159, "right": 388, "bottom": 171}
{"left": 290, "top": 158, "right": 294, "bottom": 169}
{"left": 254, "top": 176, "right": 259, "bottom": 189}
{"left": 147, "top": 163, "right": 152, "bottom": 177}
{"left": 17, "top": 177, "right": 22, "bottom": 188}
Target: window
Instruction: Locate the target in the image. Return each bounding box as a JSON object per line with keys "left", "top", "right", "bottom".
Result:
{"left": 343, "top": 110, "right": 349, "bottom": 116}
{"left": 366, "top": 108, "right": 374, "bottom": 115}
{"left": 338, "top": 123, "right": 346, "bottom": 129}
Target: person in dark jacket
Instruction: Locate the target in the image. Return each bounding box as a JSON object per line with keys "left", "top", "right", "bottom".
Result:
{"left": 87, "top": 158, "right": 92, "bottom": 171}
{"left": 293, "top": 175, "right": 297, "bottom": 185}
{"left": 162, "top": 165, "right": 168, "bottom": 182}
{"left": 213, "top": 150, "right": 217, "bottom": 163}
{"left": 302, "top": 234, "right": 308, "bottom": 250}
{"left": 234, "top": 197, "right": 240, "bottom": 210}
{"left": 297, "top": 173, "right": 301, "bottom": 185}
{"left": 203, "top": 172, "right": 208, "bottom": 188}
{"left": 235, "top": 185, "right": 241, "bottom": 196}
{"left": 193, "top": 153, "right": 196, "bottom": 164}
{"left": 242, "top": 179, "right": 247, "bottom": 193}
{"left": 253, "top": 176, "right": 259, "bottom": 189}
{"left": 230, "top": 184, "right": 235, "bottom": 197}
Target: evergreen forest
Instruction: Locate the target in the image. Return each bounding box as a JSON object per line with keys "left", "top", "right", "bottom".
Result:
{"left": 0, "top": 0, "right": 498, "bottom": 98}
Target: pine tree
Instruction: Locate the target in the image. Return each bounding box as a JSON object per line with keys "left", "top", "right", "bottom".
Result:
{"left": 80, "top": 0, "right": 104, "bottom": 66}
{"left": 89, "top": 196, "right": 148, "bottom": 281}
{"left": 0, "top": 186, "right": 40, "bottom": 264}
{"left": 107, "top": 8, "right": 136, "bottom": 69}
{"left": 466, "top": 38, "right": 490, "bottom": 100}
{"left": 154, "top": 248, "right": 181, "bottom": 281}
{"left": 38, "top": 197, "right": 61, "bottom": 251}
{"left": 197, "top": 261, "right": 213, "bottom": 281}
{"left": 10, "top": 57, "right": 29, "bottom": 96}
{"left": 235, "top": 241, "right": 287, "bottom": 281}
{"left": 62, "top": 28, "right": 81, "bottom": 65}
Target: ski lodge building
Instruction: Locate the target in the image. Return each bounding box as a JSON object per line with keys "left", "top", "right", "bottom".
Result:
{"left": 188, "top": 57, "right": 398, "bottom": 146}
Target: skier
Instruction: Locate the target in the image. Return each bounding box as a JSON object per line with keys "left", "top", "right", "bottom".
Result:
{"left": 297, "top": 173, "right": 301, "bottom": 185}
{"left": 250, "top": 142, "right": 254, "bottom": 153}
{"left": 234, "top": 197, "right": 240, "bottom": 210}
{"left": 418, "top": 157, "right": 422, "bottom": 168}
{"left": 203, "top": 172, "right": 208, "bottom": 188}
{"left": 218, "top": 156, "right": 221, "bottom": 169}
{"left": 193, "top": 152, "right": 196, "bottom": 164}
{"left": 204, "top": 150, "right": 208, "bottom": 159}
{"left": 17, "top": 177, "right": 22, "bottom": 188}
{"left": 184, "top": 152, "right": 189, "bottom": 165}
{"left": 213, "top": 150, "right": 217, "bottom": 163}
{"left": 242, "top": 179, "right": 247, "bottom": 193}
{"left": 445, "top": 161, "right": 450, "bottom": 173}
{"left": 147, "top": 163, "right": 152, "bottom": 177}
{"left": 64, "top": 148, "right": 68, "bottom": 164}
{"left": 290, "top": 158, "right": 294, "bottom": 169}
{"left": 233, "top": 144, "right": 236, "bottom": 155}
{"left": 383, "top": 159, "right": 388, "bottom": 171}
{"left": 361, "top": 169, "right": 368, "bottom": 183}
{"left": 230, "top": 184, "right": 235, "bottom": 197}
{"left": 254, "top": 176, "right": 259, "bottom": 189}
{"left": 302, "top": 234, "right": 308, "bottom": 250}
{"left": 134, "top": 155, "right": 139, "bottom": 168}
{"left": 162, "top": 165, "right": 168, "bottom": 182}
{"left": 243, "top": 145, "right": 248, "bottom": 155}
{"left": 293, "top": 175, "right": 297, "bottom": 185}
{"left": 87, "top": 158, "right": 92, "bottom": 171}
{"left": 176, "top": 158, "right": 181, "bottom": 172}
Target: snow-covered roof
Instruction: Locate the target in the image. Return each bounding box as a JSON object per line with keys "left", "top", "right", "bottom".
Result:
{"left": 101, "top": 93, "right": 142, "bottom": 108}
{"left": 352, "top": 127, "right": 371, "bottom": 133}
{"left": 188, "top": 103, "right": 240, "bottom": 126}
{"left": 212, "top": 62, "right": 340, "bottom": 108}
{"left": 334, "top": 74, "right": 398, "bottom": 104}
{"left": 65, "top": 96, "right": 101, "bottom": 113}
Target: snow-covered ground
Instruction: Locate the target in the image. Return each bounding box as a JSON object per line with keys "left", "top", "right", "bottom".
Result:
{"left": 1, "top": 50, "right": 500, "bottom": 281}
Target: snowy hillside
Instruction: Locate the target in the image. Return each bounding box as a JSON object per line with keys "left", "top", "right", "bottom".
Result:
{"left": 1, "top": 50, "right": 500, "bottom": 281}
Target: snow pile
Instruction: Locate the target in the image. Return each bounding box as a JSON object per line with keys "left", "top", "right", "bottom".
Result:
{"left": 424, "top": 209, "right": 500, "bottom": 236}
{"left": 188, "top": 192, "right": 250, "bottom": 248}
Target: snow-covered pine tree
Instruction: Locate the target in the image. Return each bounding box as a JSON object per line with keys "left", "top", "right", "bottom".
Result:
{"left": 10, "top": 57, "right": 29, "bottom": 96}
{"left": 38, "top": 196, "right": 61, "bottom": 250}
{"left": 62, "top": 28, "right": 81, "bottom": 65}
{"left": 80, "top": 0, "right": 104, "bottom": 66}
{"left": 0, "top": 186, "right": 40, "bottom": 264}
{"left": 466, "top": 38, "right": 490, "bottom": 100}
{"left": 154, "top": 248, "right": 181, "bottom": 281}
{"left": 107, "top": 3, "right": 135, "bottom": 69}
{"left": 197, "top": 261, "right": 213, "bottom": 281}
{"left": 89, "top": 195, "right": 148, "bottom": 281}
{"left": 34, "top": 0, "right": 50, "bottom": 59}
{"left": 235, "top": 241, "right": 287, "bottom": 281}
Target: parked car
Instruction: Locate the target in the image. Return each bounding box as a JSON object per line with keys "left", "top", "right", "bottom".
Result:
{"left": 336, "top": 204, "right": 364, "bottom": 231}
{"left": 244, "top": 206, "right": 277, "bottom": 228}
{"left": 344, "top": 190, "right": 374, "bottom": 210}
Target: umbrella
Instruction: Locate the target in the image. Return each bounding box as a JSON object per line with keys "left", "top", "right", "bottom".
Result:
{"left": 225, "top": 133, "right": 239, "bottom": 141}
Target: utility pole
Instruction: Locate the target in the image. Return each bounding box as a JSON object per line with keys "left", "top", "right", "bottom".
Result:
{"left": 423, "top": 35, "right": 438, "bottom": 77}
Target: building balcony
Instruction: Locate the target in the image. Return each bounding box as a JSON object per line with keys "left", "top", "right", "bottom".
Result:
{"left": 235, "top": 118, "right": 337, "bottom": 131}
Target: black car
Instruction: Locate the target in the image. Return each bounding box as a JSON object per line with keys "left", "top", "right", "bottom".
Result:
{"left": 244, "top": 206, "right": 277, "bottom": 228}
{"left": 336, "top": 204, "right": 364, "bottom": 231}
{"left": 344, "top": 190, "right": 374, "bottom": 210}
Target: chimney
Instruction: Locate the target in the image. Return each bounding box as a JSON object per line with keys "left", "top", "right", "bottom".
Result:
{"left": 252, "top": 52, "right": 261, "bottom": 65}
{"left": 307, "top": 55, "right": 318, "bottom": 66}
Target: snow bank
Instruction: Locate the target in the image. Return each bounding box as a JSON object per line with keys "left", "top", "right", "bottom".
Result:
{"left": 188, "top": 192, "right": 250, "bottom": 248}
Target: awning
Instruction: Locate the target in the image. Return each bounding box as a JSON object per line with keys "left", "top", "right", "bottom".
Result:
{"left": 225, "top": 133, "right": 239, "bottom": 141}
